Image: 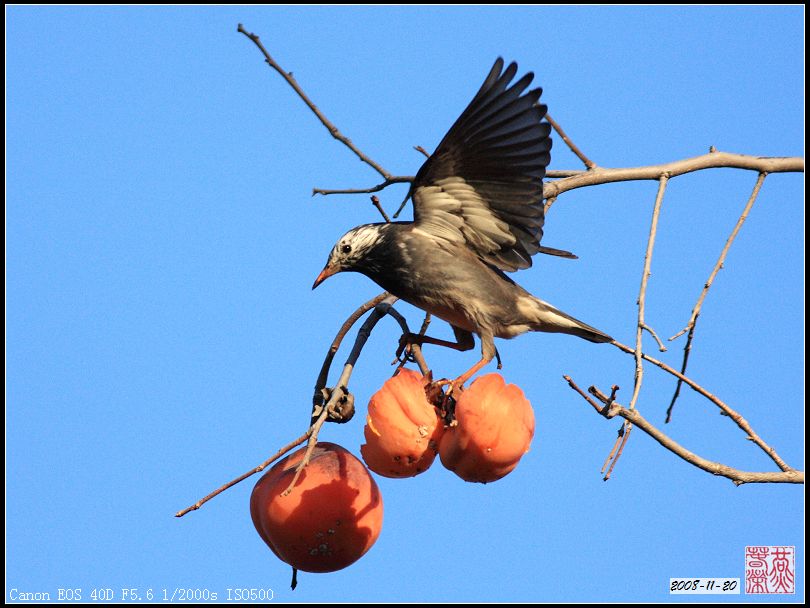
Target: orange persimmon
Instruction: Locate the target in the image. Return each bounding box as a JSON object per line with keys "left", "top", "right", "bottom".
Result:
{"left": 250, "top": 442, "right": 383, "bottom": 573}
{"left": 361, "top": 368, "right": 444, "bottom": 478}
{"left": 439, "top": 374, "right": 535, "bottom": 483}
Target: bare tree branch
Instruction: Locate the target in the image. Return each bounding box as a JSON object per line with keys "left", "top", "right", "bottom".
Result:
{"left": 666, "top": 172, "right": 767, "bottom": 421}
{"left": 630, "top": 175, "right": 668, "bottom": 411}
{"left": 392, "top": 193, "right": 412, "bottom": 219}
{"left": 545, "top": 113, "right": 597, "bottom": 170}
{"left": 564, "top": 376, "right": 803, "bottom": 485}
{"left": 284, "top": 295, "right": 403, "bottom": 494}
{"left": 312, "top": 152, "right": 800, "bottom": 201}
{"left": 414, "top": 145, "right": 431, "bottom": 159}
{"left": 370, "top": 195, "right": 391, "bottom": 223}
{"left": 665, "top": 321, "right": 696, "bottom": 424}
{"left": 175, "top": 432, "right": 308, "bottom": 517}
{"left": 417, "top": 312, "right": 432, "bottom": 336}
{"left": 603, "top": 176, "right": 668, "bottom": 480}
{"left": 600, "top": 425, "right": 625, "bottom": 478}
{"left": 237, "top": 23, "right": 406, "bottom": 184}
{"left": 611, "top": 340, "right": 795, "bottom": 473}
{"left": 312, "top": 177, "right": 413, "bottom": 197}
{"left": 642, "top": 325, "right": 668, "bottom": 352}
{"left": 543, "top": 152, "right": 803, "bottom": 199}
{"left": 239, "top": 23, "right": 802, "bottom": 211}
{"left": 313, "top": 292, "right": 391, "bottom": 411}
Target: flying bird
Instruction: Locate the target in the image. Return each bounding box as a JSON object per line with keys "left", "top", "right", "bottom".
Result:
{"left": 313, "top": 58, "right": 612, "bottom": 391}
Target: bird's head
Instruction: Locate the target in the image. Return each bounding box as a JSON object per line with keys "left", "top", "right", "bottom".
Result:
{"left": 312, "top": 224, "right": 388, "bottom": 289}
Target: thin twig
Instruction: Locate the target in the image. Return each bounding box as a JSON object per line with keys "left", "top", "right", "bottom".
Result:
{"left": 313, "top": 176, "right": 413, "bottom": 197}
{"left": 175, "top": 432, "right": 308, "bottom": 517}
{"left": 590, "top": 384, "right": 620, "bottom": 407}
{"left": 601, "top": 427, "right": 624, "bottom": 478}
{"left": 543, "top": 152, "right": 802, "bottom": 199}
{"left": 414, "top": 145, "right": 430, "bottom": 159}
{"left": 563, "top": 375, "right": 603, "bottom": 411}
{"left": 392, "top": 191, "right": 412, "bottom": 219}
{"left": 563, "top": 376, "right": 803, "bottom": 485}
{"left": 665, "top": 321, "right": 697, "bottom": 423}
{"left": 385, "top": 307, "right": 431, "bottom": 376}
{"left": 371, "top": 195, "right": 391, "bottom": 223}
{"left": 543, "top": 195, "right": 557, "bottom": 215}
{"left": 237, "top": 23, "right": 398, "bottom": 182}
{"left": 590, "top": 387, "right": 624, "bottom": 477}
{"left": 285, "top": 401, "right": 332, "bottom": 495}
{"left": 630, "top": 175, "right": 668, "bottom": 411}
{"left": 642, "top": 324, "right": 668, "bottom": 352}
{"left": 603, "top": 425, "right": 630, "bottom": 481}
{"left": 418, "top": 312, "right": 432, "bottom": 336}
{"left": 603, "top": 176, "right": 668, "bottom": 479}
{"left": 670, "top": 172, "right": 767, "bottom": 342}
{"left": 545, "top": 113, "right": 597, "bottom": 169}
{"left": 666, "top": 173, "right": 767, "bottom": 421}
{"left": 611, "top": 340, "right": 795, "bottom": 472}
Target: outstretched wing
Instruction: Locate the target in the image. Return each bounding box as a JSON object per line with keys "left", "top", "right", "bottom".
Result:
{"left": 410, "top": 58, "right": 574, "bottom": 271}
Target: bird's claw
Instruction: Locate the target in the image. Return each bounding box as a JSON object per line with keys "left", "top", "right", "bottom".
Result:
{"left": 446, "top": 380, "right": 465, "bottom": 398}
{"left": 425, "top": 378, "right": 448, "bottom": 405}
{"left": 394, "top": 334, "right": 417, "bottom": 364}
{"left": 396, "top": 333, "right": 412, "bottom": 356}
{"left": 425, "top": 377, "right": 466, "bottom": 422}
{"left": 428, "top": 377, "right": 465, "bottom": 409}
{"left": 395, "top": 334, "right": 408, "bottom": 359}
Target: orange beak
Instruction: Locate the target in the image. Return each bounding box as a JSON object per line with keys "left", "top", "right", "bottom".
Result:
{"left": 312, "top": 264, "right": 340, "bottom": 290}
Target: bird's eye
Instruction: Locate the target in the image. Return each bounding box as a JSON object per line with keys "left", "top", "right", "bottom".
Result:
{"left": 341, "top": 244, "right": 352, "bottom": 254}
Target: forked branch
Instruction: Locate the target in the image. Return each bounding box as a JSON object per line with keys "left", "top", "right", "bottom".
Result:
{"left": 543, "top": 152, "right": 802, "bottom": 199}
{"left": 177, "top": 294, "right": 431, "bottom": 515}
{"left": 602, "top": 175, "right": 669, "bottom": 480}
{"left": 665, "top": 172, "right": 767, "bottom": 422}
{"left": 564, "top": 376, "right": 803, "bottom": 486}
{"left": 610, "top": 340, "right": 795, "bottom": 473}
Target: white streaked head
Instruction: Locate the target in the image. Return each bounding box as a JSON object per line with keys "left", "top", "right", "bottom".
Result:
{"left": 312, "top": 224, "right": 387, "bottom": 289}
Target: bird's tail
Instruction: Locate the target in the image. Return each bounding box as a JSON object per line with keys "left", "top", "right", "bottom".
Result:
{"left": 525, "top": 297, "right": 613, "bottom": 343}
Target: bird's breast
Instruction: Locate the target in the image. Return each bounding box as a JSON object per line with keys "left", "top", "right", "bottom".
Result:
{"left": 360, "top": 229, "right": 529, "bottom": 336}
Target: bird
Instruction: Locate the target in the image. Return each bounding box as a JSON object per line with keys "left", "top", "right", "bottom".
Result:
{"left": 313, "top": 58, "right": 612, "bottom": 392}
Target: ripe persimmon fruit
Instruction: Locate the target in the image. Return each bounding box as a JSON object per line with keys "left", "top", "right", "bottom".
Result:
{"left": 250, "top": 442, "right": 383, "bottom": 573}
{"left": 361, "top": 368, "right": 444, "bottom": 478}
{"left": 439, "top": 374, "right": 535, "bottom": 483}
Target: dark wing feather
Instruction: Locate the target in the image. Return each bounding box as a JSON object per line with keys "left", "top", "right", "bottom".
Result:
{"left": 410, "top": 58, "right": 575, "bottom": 271}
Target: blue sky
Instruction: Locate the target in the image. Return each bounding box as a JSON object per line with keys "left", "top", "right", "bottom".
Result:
{"left": 7, "top": 5, "right": 803, "bottom": 603}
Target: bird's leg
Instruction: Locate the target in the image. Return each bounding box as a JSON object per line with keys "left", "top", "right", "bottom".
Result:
{"left": 450, "top": 357, "right": 493, "bottom": 392}
{"left": 447, "top": 333, "right": 497, "bottom": 396}
{"left": 396, "top": 326, "right": 474, "bottom": 362}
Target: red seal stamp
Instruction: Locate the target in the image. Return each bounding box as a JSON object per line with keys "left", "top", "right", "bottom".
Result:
{"left": 745, "top": 546, "right": 795, "bottom": 594}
